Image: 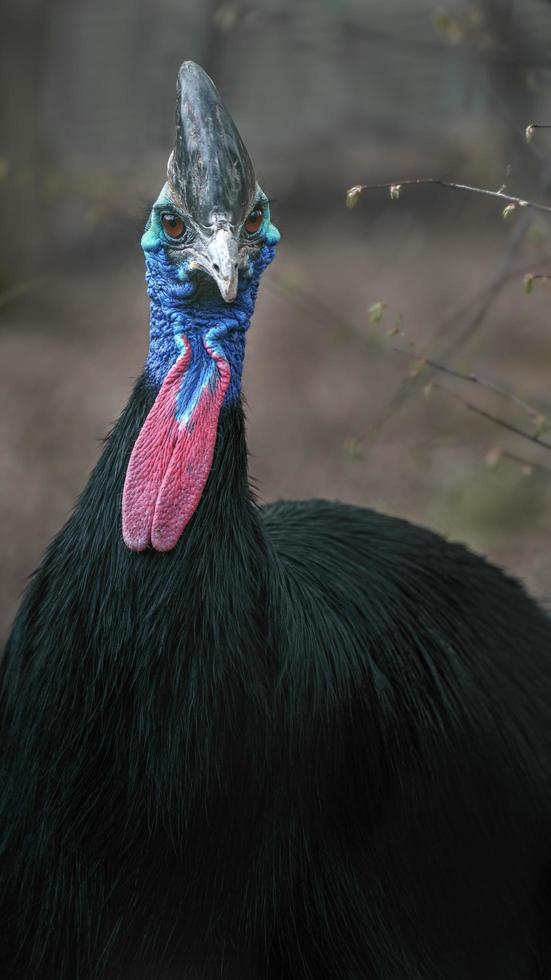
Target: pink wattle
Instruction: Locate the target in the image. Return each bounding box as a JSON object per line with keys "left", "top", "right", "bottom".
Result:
{"left": 122, "top": 340, "right": 231, "bottom": 552}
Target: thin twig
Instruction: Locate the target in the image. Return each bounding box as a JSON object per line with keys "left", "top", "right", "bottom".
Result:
{"left": 346, "top": 94, "right": 551, "bottom": 443}
{"left": 366, "top": 218, "right": 549, "bottom": 440}
{"left": 346, "top": 177, "right": 551, "bottom": 215}
{"left": 267, "top": 254, "right": 551, "bottom": 454}
{"left": 266, "top": 276, "right": 359, "bottom": 341}
{"left": 267, "top": 251, "right": 551, "bottom": 356}
{"left": 524, "top": 273, "right": 551, "bottom": 287}
{"left": 392, "top": 346, "right": 545, "bottom": 422}
{"left": 497, "top": 450, "right": 551, "bottom": 477}
{"left": 432, "top": 382, "right": 551, "bottom": 451}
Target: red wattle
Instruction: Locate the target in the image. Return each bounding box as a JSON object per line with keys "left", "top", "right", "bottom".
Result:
{"left": 122, "top": 341, "right": 230, "bottom": 552}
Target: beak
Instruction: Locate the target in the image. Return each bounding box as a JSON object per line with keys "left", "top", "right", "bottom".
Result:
{"left": 187, "top": 226, "right": 240, "bottom": 303}
{"left": 203, "top": 227, "right": 240, "bottom": 303}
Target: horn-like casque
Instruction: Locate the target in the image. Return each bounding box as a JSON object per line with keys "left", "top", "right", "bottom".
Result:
{"left": 167, "top": 61, "right": 257, "bottom": 230}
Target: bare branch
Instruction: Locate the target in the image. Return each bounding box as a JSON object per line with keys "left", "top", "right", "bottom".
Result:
{"left": 267, "top": 252, "right": 551, "bottom": 357}
{"left": 526, "top": 123, "right": 551, "bottom": 143}
{"left": 267, "top": 255, "right": 551, "bottom": 454}
{"left": 365, "top": 228, "right": 551, "bottom": 441}
{"left": 432, "top": 382, "right": 551, "bottom": 451}
{"left": 346, "top": 177, "right": 551, "bottom": 216}
{"left": 523, "top": 272, "right": 551, "bottom": 293}
{"left": 392, "top": 346, "right": 546, "bottom": 423}
{"left": 494, "top": 450, "right": 551, "bottom": 478}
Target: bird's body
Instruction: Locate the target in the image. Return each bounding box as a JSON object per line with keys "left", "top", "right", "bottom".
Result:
{"left": 2, "top": 62, "right": 551, "bottom": 979}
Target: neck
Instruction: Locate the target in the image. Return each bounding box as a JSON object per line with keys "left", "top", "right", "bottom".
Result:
{"left": 3, "top": 381, "right": 271, "bottom": 866}
{"left": 143, "top": 243, "right": 273, "bottom": 400}
{"left": 12, "top": 377, "right": 266, "bottom": 653}
{"left": 120, "top": 244, "right": 275, "bottom": 552}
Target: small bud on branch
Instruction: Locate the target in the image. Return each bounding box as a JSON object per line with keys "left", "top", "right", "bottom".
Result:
{"left": 368, "top": 301, "right": 386, "bottom": 324}
{"left": 525, "top": 123, "right": 551, "bottom": 143}
{"left": 523, "top": 272, "right": 551, "bottom": 294}
{"left": 346, "top": 186, "right": 363, "bottom": 209}
{"left": 345, "top": 177, "right": 551, "bottom": 216}
{"left": 485, "top": 447, "right": 503, "bottom": 469}
{"left": 486, "top": 446, "right": 551, "bottom": 477}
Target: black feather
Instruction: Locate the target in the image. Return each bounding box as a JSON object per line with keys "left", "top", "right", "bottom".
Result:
{"left": 2, "top": 379, "right": 551, "bottom": 979}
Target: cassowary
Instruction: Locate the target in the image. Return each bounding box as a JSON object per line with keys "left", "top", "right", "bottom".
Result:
{"left": 1, "top": 60, "right": 551, "bottom": 980}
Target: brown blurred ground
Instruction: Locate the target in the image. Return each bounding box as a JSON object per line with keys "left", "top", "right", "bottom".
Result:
{"left": 1, "top": 0, "right": 551, "bottom": 641}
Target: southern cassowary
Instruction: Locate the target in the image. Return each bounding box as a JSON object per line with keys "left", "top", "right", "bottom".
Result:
{"left": 2, "top": 61, "right": 551, "bottom": 980}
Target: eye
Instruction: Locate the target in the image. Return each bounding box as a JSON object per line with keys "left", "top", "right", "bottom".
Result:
{"left": 244, "top": 207, "right": 263, "bottom": 236}
{"left": 161, "top": 213, "right": 186, "bottom": 239}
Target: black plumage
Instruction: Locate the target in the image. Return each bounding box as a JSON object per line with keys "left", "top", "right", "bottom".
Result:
{"left": 2, "top": 63, "right": 551, "bottom": 980}
{"left": 2, "top": 383, "right": 551, "bottom": 978}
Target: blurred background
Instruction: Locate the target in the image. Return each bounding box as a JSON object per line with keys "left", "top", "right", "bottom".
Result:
{"left": 1, "top": 0, "right": 551, "bottom": 641}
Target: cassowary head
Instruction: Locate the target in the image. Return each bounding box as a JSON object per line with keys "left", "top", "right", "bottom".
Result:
{"left": 141, "top": 61, "right": 279, "bottom": 307}
{"left": 122, "top": 62, "right": 279, "bottom": 553}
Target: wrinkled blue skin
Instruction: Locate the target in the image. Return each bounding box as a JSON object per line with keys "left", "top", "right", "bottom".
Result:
{"left": 142, "top": 184, "right": 279, "bottom": 419}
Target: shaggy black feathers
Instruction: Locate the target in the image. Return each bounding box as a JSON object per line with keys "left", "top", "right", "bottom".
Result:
{"left": 2, "top": 381, "right": 551, "bottom": 979}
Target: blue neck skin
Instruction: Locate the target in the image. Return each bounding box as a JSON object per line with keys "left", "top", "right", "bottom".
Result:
{"left": 142, "top": 186, "right": 279, "bottom": 413}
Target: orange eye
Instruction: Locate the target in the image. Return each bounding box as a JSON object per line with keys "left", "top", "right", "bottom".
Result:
{"left": 161, "top": 213, "right": 186, "bottom": 239}
{"left": 244, "top": 208, "right": 263, "bottom": 235}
